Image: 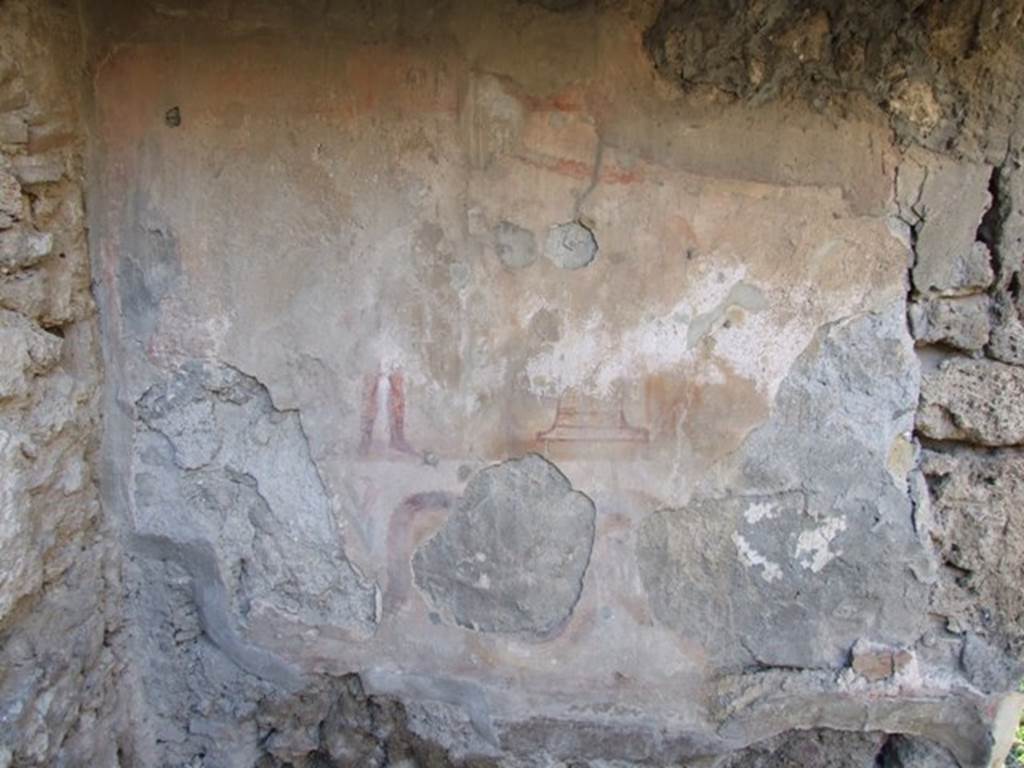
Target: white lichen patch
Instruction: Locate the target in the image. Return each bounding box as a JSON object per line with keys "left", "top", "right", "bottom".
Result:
{"left": 732, "top": 533, "right": 782, "bottom": 583}
{"left": 795, "top": 517, "right": 847, "bottom": 572}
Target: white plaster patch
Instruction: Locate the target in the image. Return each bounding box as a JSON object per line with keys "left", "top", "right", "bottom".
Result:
{"left": 523, "top": 266, "right": 750, "bottom": 398}
{"left": 795, "top": 517, "right": 847, "bottom": 572}
{"left": 711, "top": 308, "right": 807, "bottom": 390}
{"left": 731, "top": 533, "right": 782, "bottom": 583}
{"left": 520, "top": 264, "right": 871, "bottom": 402}
{"left": 710, "top": 280, "right": 877, "bottom": 399}
{"left": 743, "top": 501, "right": 774, "bottom": 524}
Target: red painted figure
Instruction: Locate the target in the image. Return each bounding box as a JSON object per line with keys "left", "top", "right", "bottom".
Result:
{"left": 359, "top": 368, "right": 417, "bottom": 456}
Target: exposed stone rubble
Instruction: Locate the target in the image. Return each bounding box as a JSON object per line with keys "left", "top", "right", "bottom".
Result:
{"left": 918, "top": 359, "right": 1024, "bottom": 445}
{"left": 713, "top": 728, "right": 969, "bottom": 768}
{"left": 897, "top": 154, "right": 1024, "bottom": 724}
{"left": 0, "top": 1, "right": 126, "bottom": 765}
{"left": 644, "top": 1, "right": 1024, "bottom": 764}
{"left": 714, "top": 730, "right": 895, "bottom": 768}
{"left": 989, "top": 163, "right": 1024, "bottom": 365}
{"left": 920, "top": 448, "right": 1024, "bottom": 691}
{"left": 252, "top": 674, "right": 500, "bottom": 768}
{"left": 897, "top": 84, "right": 1024, "bottom": 765}
{"left": 909, "top": 295, "right": 991, "bottom": 352}
{"left": 645, "top": 0, "right": 1024, "bottom": 163}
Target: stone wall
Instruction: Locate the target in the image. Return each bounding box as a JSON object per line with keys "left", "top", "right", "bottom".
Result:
{"left": 0, "top": 0, "right": 1022, "bottom": 766}
{"left": 0, "top": 1, "right": 126, "bottom": 765}
{"left": 903, "top": 148, "right": 1024, "bottom": 702}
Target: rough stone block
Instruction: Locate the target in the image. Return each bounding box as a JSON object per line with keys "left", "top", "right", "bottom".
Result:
{"left": 908, "top": 294, "right": 990, "bottom": 351}
{"left": 852, "top": 649, "right": 893, "bottom": 682}
{"left": 0, "top": 268, "right": 48, "bottom": 319}
{"left": 918, "top": 359, "right": 1024, "bottom": 445}
{"left": 0, "top": 169, "right": 20, "bottom": 227}
{"left": 0, "top": 430, "right": 40, "bottom": 621}
{"left": 921, "top": 449, "right": 1024, "bottom": 669}
{"left": 988, "top": 312, "right": 1024, "bottom": 365}
{"left": 0, "top": 308, "right": 62, "bottom": 401}
{"left": 0, "top": 115, "right": 27, "bottom": 145}
{"left": 849, "top": 639, "right": 912, "bottom": 682}
{"left": 9, "top": 152, "right": 65, "bottom": 184}
{"left": 912, "top": 160, "right": 994, "bottom": 296}
{"left": 25, "top": 117, "right": 79, "bottom": 153}
{"left": 0, "top": 227, "right": 52, "bottom": 272}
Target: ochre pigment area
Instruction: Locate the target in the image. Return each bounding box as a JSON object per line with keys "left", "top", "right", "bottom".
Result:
{"left": 0, "top": 1, "right": 1023, "bottom": 766}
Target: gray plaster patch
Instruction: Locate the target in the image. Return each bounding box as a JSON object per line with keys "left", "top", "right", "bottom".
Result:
{"left": 134, "top": 361, "right": 379, "bottom": 638}
{"left": 544, "top": 221, "right": 598, "bottom": 270}
{"left": 412, "top": 454, "right": 595, "bottom": 637}
{"left": 638, "top": 308, "right": 931, "bottom": 668}
{"left": 494, "top": 220, "right": 537, "bottom": 269}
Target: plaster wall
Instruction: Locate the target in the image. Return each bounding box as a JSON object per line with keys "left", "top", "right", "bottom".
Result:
{"left": 2, "top": 1, "right": 1024, "bottom": 766}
